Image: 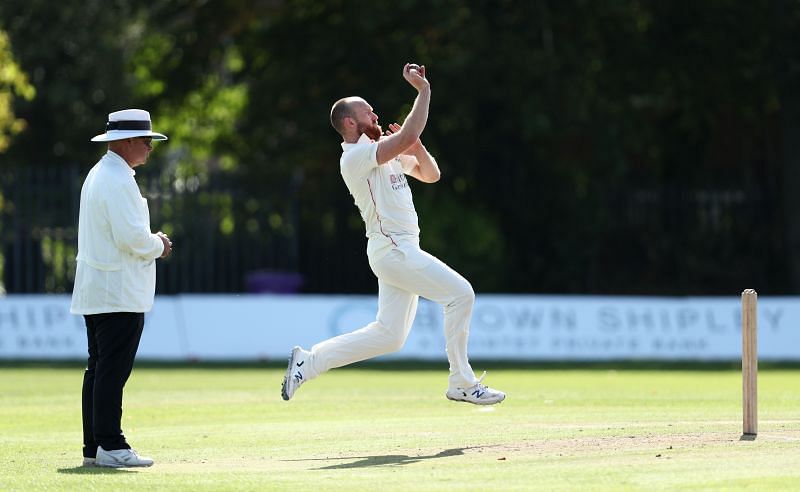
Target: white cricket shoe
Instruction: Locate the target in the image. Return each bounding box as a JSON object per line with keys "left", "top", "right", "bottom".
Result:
{"left": 446, "top": 372, "right": 506, "bottom": 405}
{"left": 95, "top": 446, "right": 154, "bottom": 468}
{"left": 82, "top": 457, "right": 96, "bottom": 467}
{"left": 281, "top": 346, "right": 310, "bottom": 401}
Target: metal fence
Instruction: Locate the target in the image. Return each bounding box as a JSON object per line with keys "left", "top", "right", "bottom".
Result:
{"left": 0, "top": 164, "right": 787, "bottom": 295}
{"left": 0, "top": 165, "right": 300, "bottom": 294}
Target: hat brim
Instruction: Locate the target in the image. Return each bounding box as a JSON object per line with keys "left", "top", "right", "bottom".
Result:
{"left": 90, "top": 130, "right": 168, "bottom": 142}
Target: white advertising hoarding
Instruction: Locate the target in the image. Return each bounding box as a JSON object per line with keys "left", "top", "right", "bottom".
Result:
{"left": 0, "top": 294, "right": 797, "bottom": 361}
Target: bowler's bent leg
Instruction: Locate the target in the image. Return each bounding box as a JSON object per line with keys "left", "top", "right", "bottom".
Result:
{"left": 306, "top": 277, "right": 418, "bottom": 378}
{"left": 373, "top": 244, "right": 477, "bottom": 390}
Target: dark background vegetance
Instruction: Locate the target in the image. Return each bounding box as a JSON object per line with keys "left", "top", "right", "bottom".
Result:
{"left": 2, "top": 0, "right": 800, "bottom": 296}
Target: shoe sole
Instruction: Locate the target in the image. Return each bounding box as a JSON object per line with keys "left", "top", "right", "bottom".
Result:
{"left": 281, "top": 346, "right": 301, "bottom": 401}
{"left": 95, "top": 461, "right": 153, "bottom": 468}
{"left": 446, "top": 393, "right": 506, "bottom": 405}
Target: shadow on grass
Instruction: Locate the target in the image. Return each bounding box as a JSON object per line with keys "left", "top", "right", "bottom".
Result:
{"left": 284, "top": 446, "right": 493, "bottom": 470}
{"left": 57, "top": 466, "right": 136, "bottom": 475}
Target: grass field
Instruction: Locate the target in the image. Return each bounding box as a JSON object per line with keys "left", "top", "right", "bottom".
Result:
{"left": 0, "top": 362, "right": 799, "bottom": 491}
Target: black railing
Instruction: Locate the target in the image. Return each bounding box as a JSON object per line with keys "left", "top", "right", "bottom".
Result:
{"left": 0, "top": 165, "right": 787, "bottom": 295}
{"left": 0, "top": 165, "right": 300, "bottom": 294}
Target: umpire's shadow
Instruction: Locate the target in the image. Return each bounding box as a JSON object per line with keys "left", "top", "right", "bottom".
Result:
{"left": 57, "top": 466, "right": 136, "bottom": 474}
{"left": 286, "top": 446, "right": 490, "bottom": 470}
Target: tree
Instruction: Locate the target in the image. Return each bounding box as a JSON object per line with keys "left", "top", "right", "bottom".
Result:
{"left": 0, "top": 28, "right": 34, "bottom": 153}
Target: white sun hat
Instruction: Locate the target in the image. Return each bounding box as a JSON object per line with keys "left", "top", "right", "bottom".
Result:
{"left": 90, "top": 109, "right": 168, "bottom": 142}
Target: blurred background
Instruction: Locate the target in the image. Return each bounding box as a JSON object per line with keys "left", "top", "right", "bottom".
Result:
{"left": 2, "top": 0, "right": 800, "bottom": 298}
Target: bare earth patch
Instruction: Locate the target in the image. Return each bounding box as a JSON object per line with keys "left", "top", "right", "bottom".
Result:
{"left": 482, "top": 428, "right": 800, "bottom": 458}
{"left": 161, "top": 424, "right": 800, "bottom": 472}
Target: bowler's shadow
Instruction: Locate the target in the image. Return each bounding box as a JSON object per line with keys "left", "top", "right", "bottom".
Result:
{"left": 285, "top": 445, "right": 493, "bottom": 470}
{"left": 57, "top": 466, "right": 136, "bottom": 474}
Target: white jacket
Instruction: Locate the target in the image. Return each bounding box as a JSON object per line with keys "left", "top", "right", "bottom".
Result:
{"left": 70, "top": 151, "right": 165, "bottom": 314}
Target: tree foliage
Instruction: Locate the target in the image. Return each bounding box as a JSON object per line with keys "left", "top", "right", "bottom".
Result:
{"left": 3, "top": 0, "right": 800, "bottom": 294}
{"left": 0, "top": 29, "right": 34, "bottom": 153}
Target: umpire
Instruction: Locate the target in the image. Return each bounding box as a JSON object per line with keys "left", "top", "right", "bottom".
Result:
{"left": 70, "top": 109, "right": 172, "bottom": 468}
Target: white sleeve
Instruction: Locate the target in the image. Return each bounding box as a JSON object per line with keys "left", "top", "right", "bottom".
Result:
{"left": 340, "top": 142, "right": 379, "bottom": 179}
{"left": 398, "top": 155, "right": 418, "bottom": 175}
{"left": 105, "top": 180, "right": 165, "bottom": 260}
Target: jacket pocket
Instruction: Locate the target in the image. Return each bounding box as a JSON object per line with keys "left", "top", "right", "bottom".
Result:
{"left": 76, "top": 254, "right": 122, "bottom": 271}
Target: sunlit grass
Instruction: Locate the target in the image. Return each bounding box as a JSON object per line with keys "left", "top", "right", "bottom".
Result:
{"left": 0, "top": 364, "right": 798, "bottom": 490}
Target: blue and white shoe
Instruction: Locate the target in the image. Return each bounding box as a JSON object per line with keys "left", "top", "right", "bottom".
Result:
{"left": 281, "top": 346, "right": 310, "bottom": 401}
{"left": 446, "top": 372, "right": 506, "bottom": 405}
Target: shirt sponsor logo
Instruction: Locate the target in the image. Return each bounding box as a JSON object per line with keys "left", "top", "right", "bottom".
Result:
{"left": 389, "top": 173, "right": 408, "bottom": 191}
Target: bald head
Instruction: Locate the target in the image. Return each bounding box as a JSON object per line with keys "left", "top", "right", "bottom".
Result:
{"left": 330, "top": 97, "right": 382, "bottom": 142}
{"left": 330, "top": 97, "right": 360, "bottom": 136}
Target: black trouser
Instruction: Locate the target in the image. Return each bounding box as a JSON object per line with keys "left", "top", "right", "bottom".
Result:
{"left": 82, "top": 312, "right": 144, "bottom": 458}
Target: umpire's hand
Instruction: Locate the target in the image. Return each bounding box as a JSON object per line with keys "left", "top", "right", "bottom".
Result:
{"left": 157, "top": 231, "right": 173, "bottom": 258}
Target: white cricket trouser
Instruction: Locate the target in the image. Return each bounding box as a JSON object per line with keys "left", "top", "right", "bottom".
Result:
{"left": 305, "top": 240, "right": 478, "bottom": 390}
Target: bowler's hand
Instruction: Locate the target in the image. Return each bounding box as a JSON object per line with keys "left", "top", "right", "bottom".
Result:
{"left": 384, "top": 123, "right": 423, "bottom": 154}
{"left": 402, "top": 63, "right": 429, "bottom": 92}
{"left": 157, "top": 232, "right": 172, "bottom": 258}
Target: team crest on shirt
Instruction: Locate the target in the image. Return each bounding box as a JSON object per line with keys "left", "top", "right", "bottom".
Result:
{"left": 390, "top": 173, "right": 408, "bottom": 191}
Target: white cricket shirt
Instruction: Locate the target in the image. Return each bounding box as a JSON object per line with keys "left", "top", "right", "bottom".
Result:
{"left": 340, "top": 134, "right": 420, "bottom": 260}
{"left": 70, "top": 151, "right": 165, "bottom": 314}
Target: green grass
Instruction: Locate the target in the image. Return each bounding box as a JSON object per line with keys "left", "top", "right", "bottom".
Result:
{"left": 0, "top": 363, "right": 799, "bottom": 491}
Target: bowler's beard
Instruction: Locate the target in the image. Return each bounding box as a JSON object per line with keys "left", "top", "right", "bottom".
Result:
{"left": 358, "top": 121, "right": 382, "bottom": 141}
